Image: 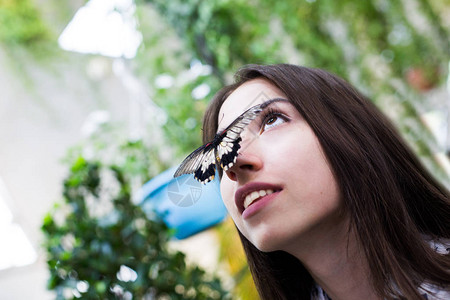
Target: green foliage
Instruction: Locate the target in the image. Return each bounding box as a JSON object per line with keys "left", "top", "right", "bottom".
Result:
{"left": 0, "top": 0, "right": 52, "bottom": 46}
{"left": 42, "top": 127, "right": 230, "bottom": 299}
{"left": 42, "top": 158, "right": 230, "bottom": 299}
{"left": 140, "top": 0, "right": 283, "bottom": 82}
{"left": 151, "top": 70, "right": 220, "bottom": 156}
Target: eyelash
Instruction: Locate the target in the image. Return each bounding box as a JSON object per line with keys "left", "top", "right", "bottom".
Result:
{"left": 259, "top": 108, "right": 289, "bottom": 133}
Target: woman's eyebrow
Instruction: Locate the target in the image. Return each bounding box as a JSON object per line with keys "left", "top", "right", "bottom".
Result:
{"left": 216, "top": 97, "right": 290, "bottom": 133}
{"left": 258, "top": 97, "right": 290, "bottom": 109}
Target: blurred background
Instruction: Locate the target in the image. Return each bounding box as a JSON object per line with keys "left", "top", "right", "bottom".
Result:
{"left": 0, "top": 0, "right": 449, "bottom": 299}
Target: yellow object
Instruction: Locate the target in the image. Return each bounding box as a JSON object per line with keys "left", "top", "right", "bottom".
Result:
{"left": 215, "top": 217, "right": 259, "bottom": 300}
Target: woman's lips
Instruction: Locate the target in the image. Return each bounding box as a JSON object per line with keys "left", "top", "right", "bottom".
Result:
{"left": 243, "top": 189, "right": 276, "bottom": 209}
{"left": 242, "top": 190, "right": 281, "bottom": 219}
{"left": 235, "top": 182, "right": 283, "bottom": 215}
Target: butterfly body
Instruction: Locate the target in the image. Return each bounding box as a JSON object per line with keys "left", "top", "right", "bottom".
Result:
{"left": 174, "top": 103, "right": 263, "bottom": 184}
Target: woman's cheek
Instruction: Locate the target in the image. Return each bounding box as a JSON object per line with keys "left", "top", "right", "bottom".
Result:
{"left": 220, "top": 178, "right": 236, "bottom": 214}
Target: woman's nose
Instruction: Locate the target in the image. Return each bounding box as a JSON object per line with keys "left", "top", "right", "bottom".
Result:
{"left": 223, "top": 146, "right": 263, "bottom": 182}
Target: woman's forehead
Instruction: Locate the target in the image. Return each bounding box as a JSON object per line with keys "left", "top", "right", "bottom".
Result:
{"left": 217, "top": 79, "right": 286, "bottom": 130}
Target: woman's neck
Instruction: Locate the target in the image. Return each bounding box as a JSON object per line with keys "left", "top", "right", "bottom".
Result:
{"left": 283, "top": 219, "right": 381, "bottom": 300}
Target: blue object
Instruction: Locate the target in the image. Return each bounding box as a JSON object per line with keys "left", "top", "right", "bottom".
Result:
{"left": 139, "top": 167, "right": 227, "bottom": 239}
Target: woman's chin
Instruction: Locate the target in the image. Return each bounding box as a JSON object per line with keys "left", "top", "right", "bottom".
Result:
{"left": 248, "top": 233, "right": 285, "bottom": 253}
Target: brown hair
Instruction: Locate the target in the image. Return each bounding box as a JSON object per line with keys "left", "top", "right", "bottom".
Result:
{"left": 202, "top": 64, "right": 450, "bottom": 299}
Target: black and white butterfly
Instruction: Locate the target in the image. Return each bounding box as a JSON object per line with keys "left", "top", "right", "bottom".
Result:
{"left": 174, "top": 103, "right": 264, "bottom": 184}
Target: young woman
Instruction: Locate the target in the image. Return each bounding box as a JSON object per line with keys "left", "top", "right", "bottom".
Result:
{"left": 201, "top": 64, "right": 450, "bottom": 299}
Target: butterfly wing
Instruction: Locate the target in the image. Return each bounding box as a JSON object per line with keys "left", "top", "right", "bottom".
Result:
{"left": 173, "top": 143, "right": 217, "bottom": 184}
{"left": 216, "top": 104, "right": 263, "bottom": 171}
{"left": 174, "top": 103, "right": 263, "bottom": 184}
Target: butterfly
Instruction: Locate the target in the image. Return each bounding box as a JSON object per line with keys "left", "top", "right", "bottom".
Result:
{"left": 174, "top": 103, "right": 264, "bottom": 184}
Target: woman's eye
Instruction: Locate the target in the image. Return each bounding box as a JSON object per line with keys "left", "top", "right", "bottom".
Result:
{"left": 261, "top": 114, "right": 286, "bottom": 132}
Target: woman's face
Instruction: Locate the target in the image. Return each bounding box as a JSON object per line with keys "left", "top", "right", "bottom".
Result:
{"left": 218, "top": 79, "right": 344, "bottom": 252}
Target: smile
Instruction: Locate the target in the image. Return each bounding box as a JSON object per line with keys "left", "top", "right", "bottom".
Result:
{"left": 243, "top": 189, "right": 275, "bottom": 209}
{"left": 235, "top": 182, "right": 283, "bottom": 216}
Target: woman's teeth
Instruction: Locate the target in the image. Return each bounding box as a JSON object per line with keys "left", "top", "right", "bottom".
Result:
{"left": 243, "top": 189, "right": 274, "bottom": 209}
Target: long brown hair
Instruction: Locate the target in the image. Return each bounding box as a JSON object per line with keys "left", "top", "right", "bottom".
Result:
{"left": 202, "top": 64, "right": 450, "bottom": 299}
